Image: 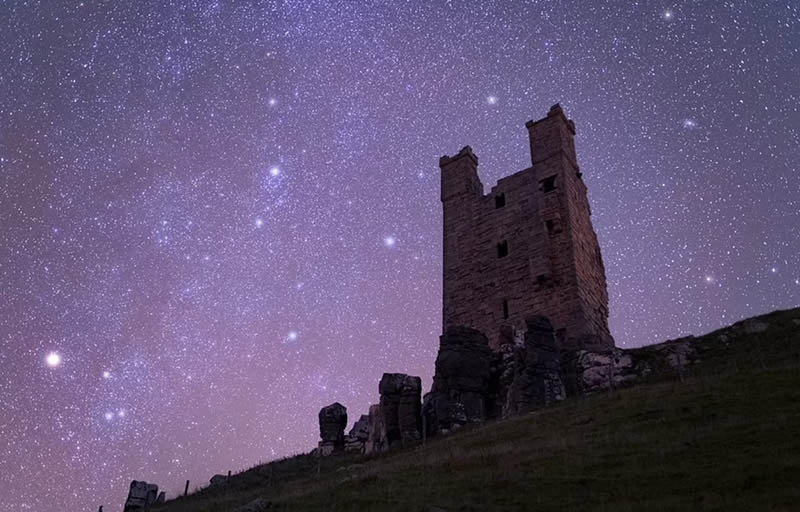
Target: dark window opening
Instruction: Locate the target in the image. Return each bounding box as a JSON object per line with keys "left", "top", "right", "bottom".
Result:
{"left": 496, "top": 241, "right": 508, "bottom": 258}
{"left": 541, "top": 175, "right": 557, "bottom": 193}
{"left": 495, "top": 193, "right": 506, "bottom": 208}
{"left": 546, "top": 219, "right": 555, "bottom": 234}
{"left": 502, "top": 299, "right": 509, "bottom": 319}
{"left": 536, "top": 274, "right": 548, "bottom": 285}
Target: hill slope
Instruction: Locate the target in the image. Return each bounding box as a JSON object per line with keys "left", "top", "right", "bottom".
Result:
{"left": 153, "top": 308, "right": 800, "bottom": 511}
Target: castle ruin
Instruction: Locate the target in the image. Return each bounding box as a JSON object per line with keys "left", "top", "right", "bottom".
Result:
{"left": 439, "top": 104, "right": 613, "bottom": 351}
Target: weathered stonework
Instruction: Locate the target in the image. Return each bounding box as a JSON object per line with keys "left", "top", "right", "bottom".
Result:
{"left": 501, "top": 316, "right": 566, "bottom": 415}
{"left": 123, "top": 480, "right": 160, "bottom": 511}
{"left": 428, "top": 326, "right": 495, "bottom": 432}
{"left": 440, "top": 104, "right": 613, "bottom": 351}
{"left": 362, "top": 374, "right": 423, "bottom": 454}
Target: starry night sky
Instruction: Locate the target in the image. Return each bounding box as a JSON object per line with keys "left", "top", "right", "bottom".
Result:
{"left": 1, "top": 1, "right": 799, "bottom": 510}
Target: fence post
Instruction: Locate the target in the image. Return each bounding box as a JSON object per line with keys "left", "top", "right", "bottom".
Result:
{"left": 184, "top": 479, "right": 190, "bottom": 497}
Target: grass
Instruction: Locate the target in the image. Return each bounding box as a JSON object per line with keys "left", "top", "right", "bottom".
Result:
{"left": 153, "top": 308, "right": 800, "bottom": 512}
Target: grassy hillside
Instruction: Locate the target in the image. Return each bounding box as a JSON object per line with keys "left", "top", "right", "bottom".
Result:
{"left": 153, "top": 308, "right": 800, "bottom": 512}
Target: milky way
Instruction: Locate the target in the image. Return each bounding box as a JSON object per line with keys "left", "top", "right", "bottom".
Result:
{"left": 1, "top": 2, "right": 798, "bottom": 510}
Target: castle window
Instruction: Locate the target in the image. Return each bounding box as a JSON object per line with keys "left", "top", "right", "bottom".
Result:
{"left": 496, "top": 241, "right": 508, "bottom": 258}
{"left": 537, "top": 274, "right": 548, "bottom": 285}
{"left": 502, "top": 299, "right": 509, "bottom": 319}
{"left": 541, "top": 175, "right": 557, "bottom": 193}
{"left": 495, "top": 193, "right": 506, "bottom": 208}
{"left": 546, "top": 219, "right": 555, "bottom": 234}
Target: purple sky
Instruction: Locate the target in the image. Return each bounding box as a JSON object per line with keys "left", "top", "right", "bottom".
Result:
{"left": 1, "top": 1, "right": 798, "bottom": 510}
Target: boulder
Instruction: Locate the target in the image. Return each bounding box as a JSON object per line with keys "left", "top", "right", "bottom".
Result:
{"left": 210, "top": 474, "right": 227, "bottom": 486}
{"left": 233, "top": 497, "right": 273, "bottom": 511}
{"left": 123, "top": 480, "right": 159, "bottom": 511}
{"left": 317, "top": 402, "right": 347, "bottom": 455}
{"left": 577, "top": 348, "right": 641, "bottom": 393}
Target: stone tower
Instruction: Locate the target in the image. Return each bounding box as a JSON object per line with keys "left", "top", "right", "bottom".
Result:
{"left": 440, "top": 104, "right": 613, "bottom": 351}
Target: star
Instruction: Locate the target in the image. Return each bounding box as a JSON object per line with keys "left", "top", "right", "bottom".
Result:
{"left": 269, "top": 167, "right": 280, "bottom": 177}
{"left": 287, "top": 331, "right": 298, "bottom": 341}
{"left": 487, "top": 96, "right": 498, "bottom": 105}
{"left": 255, "top": 218, "right": 264, "bottom": 228}
{"left": 45, "top": 352, "right": 61, "bottom": 368}
{"left": 663, "top": 10, "right": 674, "bottom": 21}
{"left": 102, "top": 371, "right": 111, "bottom": 379}
{"left": 384, "top": 236, "right": 396, "bottom": 247}
{"left": 683, "top": 119, "right": 697, "bottom": 129}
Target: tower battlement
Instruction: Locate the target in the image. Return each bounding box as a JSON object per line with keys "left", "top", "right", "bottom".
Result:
{"left": 440, "top": 104, "right": 613, "bottom": 351}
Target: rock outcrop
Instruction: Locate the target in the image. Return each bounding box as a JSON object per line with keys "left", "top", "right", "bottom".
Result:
{"left": 317, "top": 402, "right": 347, "bottom": 456}
{"left": 379, "top": 373, "right": 422, "bottom": 445}
{"left": 575, "top": 348, "right": 644, "bottom": 392}
{"left": 344, "top": 414, "right": 369, "bottom": 453}
{"left": 123, "top": 480, "right": 160, "bottom": 511}
{"left": 364, "top": 373, "right": 422, "bottom": 453}
{"left": 501, "top": 316, "right": 565, "bottom": 415}
{"left": 364, "top": 403, "right": 387, "bottom": 454}
{"left": 426, "top": 318, "right": 567, "bottom": 435}
{"left": 427, "top": 327, "right": 494, "bottom": 433}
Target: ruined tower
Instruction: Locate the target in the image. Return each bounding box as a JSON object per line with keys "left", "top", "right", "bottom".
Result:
{"left": 440, "top": 104, "right": 613, "bottom": 351}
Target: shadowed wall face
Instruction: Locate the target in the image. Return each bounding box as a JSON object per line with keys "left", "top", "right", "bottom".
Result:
{"left": 441, "top": 105, "right": 613, "bottom": 350}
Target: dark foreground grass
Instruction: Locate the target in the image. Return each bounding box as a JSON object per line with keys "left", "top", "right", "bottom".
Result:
{"left": 155, "top": 310, "right": 800, "bottom": 512}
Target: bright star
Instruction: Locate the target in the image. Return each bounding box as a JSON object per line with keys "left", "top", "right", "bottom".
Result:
{"left": 118, "top": 409, "right": 126, "bottom": 418}
{"left": 487, "top": 96, "right": 498, "bottom": 105}
{"left": 46, "top": 352, "right": 61, "bottom": 367}
{"left": 287, "top": 331, "right": 298, "bottom": 341}
{"left": 269, "top": 98, "right": 277, "bottom": 106}
{"left": 704, "top": 275, "right": 714, "bottom": 283}
{"left": 683, "top": 119, "right": 696, "bottom": 129}
{"left": 384, "top": 236, "right": 396, "bottom": 247}
{"left": 102, "top": 371, "right": 111, "bottom": 379}
{"left": 663, "top": 10, "right": 674, "bottom": 20}
{"left": 255, "top": 218, "right": 264, "bottom": 228}
{"left": 771, "top": 267, "right": 777, "bottom": 273}
{"left": 104, "top": 412, "right": 114, "bottom": 421}
{"left": 269, "top": 167, "right": 280, "bottom": 177}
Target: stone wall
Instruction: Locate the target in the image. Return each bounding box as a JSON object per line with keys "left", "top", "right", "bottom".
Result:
{"left": 440, "top": 104, "right": 613, "bottom": 351}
